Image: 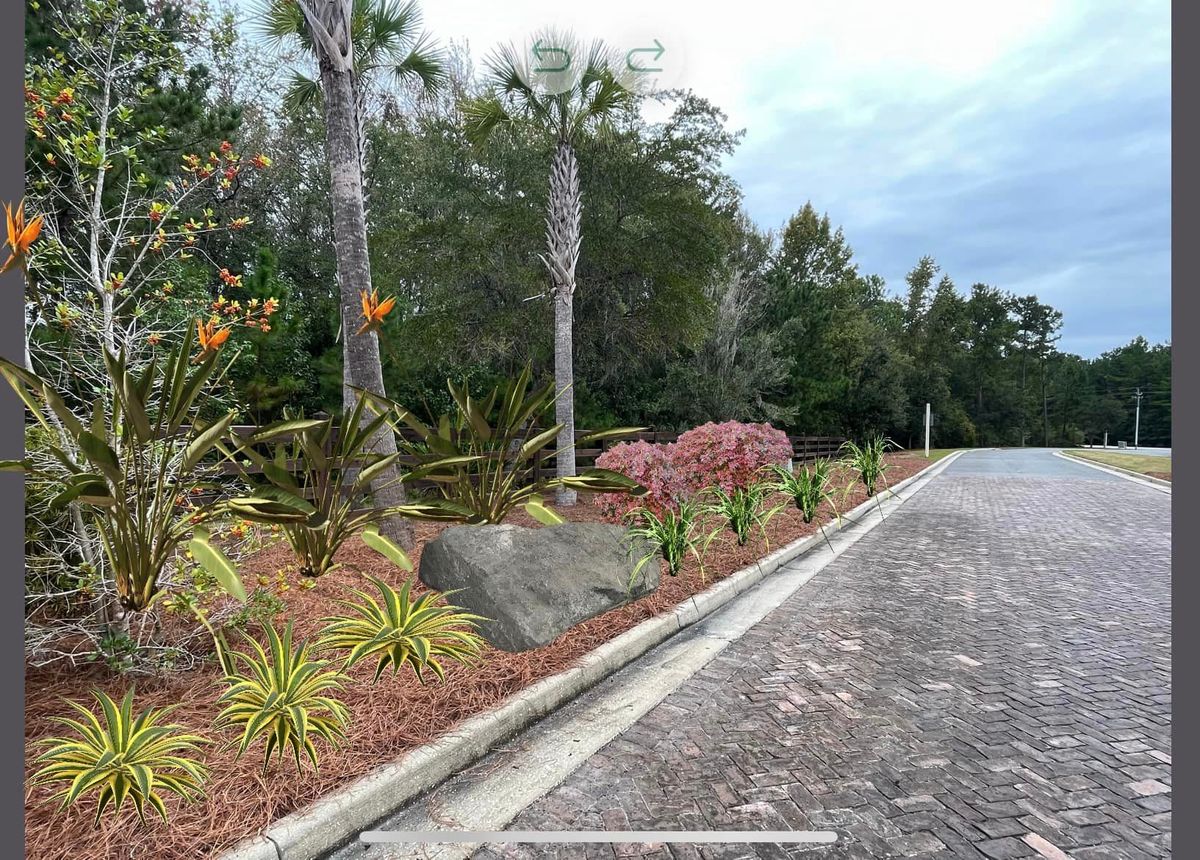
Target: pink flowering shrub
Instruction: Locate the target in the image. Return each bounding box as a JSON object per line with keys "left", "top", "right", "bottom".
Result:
{"left": 670, "top": 421, "right": 793, "bottom": 494}
{"left": 592, "top": 422, "right": 794, "bottom": 521}
{"left": 593, "top": 440, "right": 685, "bottom": 521}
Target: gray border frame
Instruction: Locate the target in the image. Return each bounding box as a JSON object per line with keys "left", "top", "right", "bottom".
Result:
{"left": 1172, "top": 0, "right": 1192, "bottom": 854}
{"left": 1, "top": 0, "right": 26, "bottom": 855}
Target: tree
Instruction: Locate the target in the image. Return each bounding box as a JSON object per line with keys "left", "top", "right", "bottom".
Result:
{"left": 259, "top": 0, "right": 442, "bottom": 213}
{"left": 464, "top": 31, "right": 637, "bottom": 505}
{"left": 262, "top": 0, "right": 421, "bottom": 544}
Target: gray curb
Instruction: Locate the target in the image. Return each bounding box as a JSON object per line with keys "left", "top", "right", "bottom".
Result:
{"left": 219, "top": 451, "right": 966, "bottom": 860}
{"left": 1055, "top": 450, "right": 1172, "bottom": 492}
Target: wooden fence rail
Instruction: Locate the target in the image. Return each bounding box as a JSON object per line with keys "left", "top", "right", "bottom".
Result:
{"left": 218, "top": 425, "right": 845, "bottom": 493}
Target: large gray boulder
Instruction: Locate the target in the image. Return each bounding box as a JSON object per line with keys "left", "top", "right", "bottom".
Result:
{"left": 418, "top": 523, "right": 658, "bottom": 652}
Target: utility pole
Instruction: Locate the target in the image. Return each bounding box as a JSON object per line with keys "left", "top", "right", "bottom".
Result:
{"left": 924, "top": 402, "right": 931, "bottom": 458}
{"left": 1133, "top": 388, "right": 1143, "bottom": 450}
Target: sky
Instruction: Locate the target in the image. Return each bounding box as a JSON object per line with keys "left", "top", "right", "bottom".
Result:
{"left": 254, "top": 0, "right": 1172, "bottom": 357}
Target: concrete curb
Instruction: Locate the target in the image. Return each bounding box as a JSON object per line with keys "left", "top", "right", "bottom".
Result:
{"left": 1055, "top": 450, "right": 1172, "bottom": 492}
{"left": 220, "top": 451, "right": 965, "bottom": 860}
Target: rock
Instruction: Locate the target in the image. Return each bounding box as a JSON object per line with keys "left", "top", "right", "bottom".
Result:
{"left": 418, "top": 522, "right": 658, "bottom": 652}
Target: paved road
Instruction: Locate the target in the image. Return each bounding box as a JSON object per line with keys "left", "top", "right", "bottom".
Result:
{"left": 469, "top": 448, "right": 1172, "bottom": 859}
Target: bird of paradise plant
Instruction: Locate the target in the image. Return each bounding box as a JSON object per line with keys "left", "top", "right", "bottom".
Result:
{"left": 356, "top": 289, "right": 396, "bottom": 336}
{"left": 1, "top": 198, "right": 43, "bottom": 274}
{"left": 195, "top": 318, "right": 231, "bottom": 361}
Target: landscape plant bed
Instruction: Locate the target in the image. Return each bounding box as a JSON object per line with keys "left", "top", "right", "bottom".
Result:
{"left": 24, "top": 454, "right": 933, "bottom": 860}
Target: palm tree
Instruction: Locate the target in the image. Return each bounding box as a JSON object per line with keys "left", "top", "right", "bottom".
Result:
{"left": 260, "top": 0, "right": 443, "bottom": 205}
{"left": 257, "top": 0, "right": 441, "bottom": 545}
{"left": 464, "top": 32, "right": 637, "bottom": 505}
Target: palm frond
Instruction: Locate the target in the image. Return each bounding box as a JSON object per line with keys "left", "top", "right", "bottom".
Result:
{"left": 462, "top": 96, "right": 513, "bottom": 146}
{"left": 282, "top": 71, "right": 324, "bottom": 114}
{"left": 255, "top": 0, "right": 311, "bottom": 52}
{"left": 392, "top": 33, "right": 445, "bottom": 92}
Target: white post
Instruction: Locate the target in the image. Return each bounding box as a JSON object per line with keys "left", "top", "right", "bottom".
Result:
{"left": 1103, "top": 431, "right": 1108, "bottom": 449}
{"left": 924, "top": 402, "right": 931, "bottom": 458}
{"left": 1133, "top": 388, "right": 1142, "bottom": 450}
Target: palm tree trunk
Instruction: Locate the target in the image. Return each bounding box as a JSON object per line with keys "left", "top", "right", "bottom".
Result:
{"left": 543, "top": 141, "right": 582, "bottom": 506}
{"left": 319, "top": 59, "right": 413, "bottom": 546}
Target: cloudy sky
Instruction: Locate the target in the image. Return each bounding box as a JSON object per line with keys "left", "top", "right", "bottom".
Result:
{"left": 264, "top": 0, "right": 1172, "bottom": 357}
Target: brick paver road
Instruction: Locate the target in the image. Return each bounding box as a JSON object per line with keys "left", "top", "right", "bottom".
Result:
{"left": 478, "top": 450, "right": 1172, "bottom": 860}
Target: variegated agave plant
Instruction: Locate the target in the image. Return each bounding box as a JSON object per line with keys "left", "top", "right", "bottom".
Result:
{"left": 318, "top": 576, "right": 486, "bottom": 682}
{"left": 33, "top": 689, "right": 208, "bottom": 825}
{"left": 215, "top": 622, "right": 350, "bottom": 773}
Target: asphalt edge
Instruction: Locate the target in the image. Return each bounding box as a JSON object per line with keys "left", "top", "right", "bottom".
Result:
{"left": 1055, "top": 450, "right": 1172, "bottom": 493}
{"left": 219, "top": 451, "right": 966, "bottom": 860}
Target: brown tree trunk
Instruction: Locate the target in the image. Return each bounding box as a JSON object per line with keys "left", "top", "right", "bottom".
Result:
{"left": 319, "top": 59, "right": 413, "bottom": 546}
{"left": 543, "top": 141, "right": 582, "bottom": 506}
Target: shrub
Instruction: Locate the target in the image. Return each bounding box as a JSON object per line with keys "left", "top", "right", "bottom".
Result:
{"left": 364, "top": 365, "right": 646, "bottom": 524}
{"left": 671, "top": 421, "right": 793, "bottom": 494}
{"left": 593, "top": 440, "right": 685, "bottom": 522}
{"left": 33, "top": 689, "right": 208, "bottom": 825}
{"left": 223, "top": 392, "right": 473, "bottom": 578}
{"left": 0, "top": 330, "right": 257, "bottom": 615}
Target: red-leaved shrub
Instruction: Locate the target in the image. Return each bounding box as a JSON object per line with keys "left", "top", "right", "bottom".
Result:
{"left": 670, "top": 421, "right": 793, "bottom": 494}
{"left": 592, "top": 422, "right": 793, "bottom": 522}
{"left": 593, "top": 440, "right": 684, "bottom": 521}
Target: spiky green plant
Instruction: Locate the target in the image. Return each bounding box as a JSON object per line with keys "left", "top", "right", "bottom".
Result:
{"left": 840, "top": 435, "right": 897, "bottom": 497}
{"left": 33, "top": 689, "right": 208, "bottom": 825}
{"left": 702, "top": 481, "right": 782, "bottom": 547}
{"left": 222, "top": 390, "right": 476, "bottom": 578}
{"left": 216, "top": 622, "right": 350, "bottom": 773}
{"left": 768, "top": 458, "right": 836, "bottom": 524}
{"left": 359, "top": 364, "right": 646, "bottom": 524}
{"left": 0, "top": 329, "right": 254, "bottom": 614}
{"left": 625, "top": 500, "right": 710, "bottom": 580}
{"left": 317, "top": 576, "right": 486, "bottom": 682}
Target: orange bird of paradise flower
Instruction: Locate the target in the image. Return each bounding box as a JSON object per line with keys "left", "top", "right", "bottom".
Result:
{"left": 1, "top": 199, "right": 44, "bottom": 275}
{"left": 195, "top": 318, "right": 231, "bottom": 360}
{"left": 356, "top": 289, "right": 396, "bottom": 336}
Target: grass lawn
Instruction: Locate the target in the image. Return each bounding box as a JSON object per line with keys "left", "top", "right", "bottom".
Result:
{"left": 900, "top": 448, "right": 961, "bottom": 462}
{"left": 1065, "top": 449, "right": 1171, "bottom": 480}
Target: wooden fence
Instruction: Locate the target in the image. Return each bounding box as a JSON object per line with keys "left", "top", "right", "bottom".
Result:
{"left": 220, "top": 425, "right": 844, "bottom": 490}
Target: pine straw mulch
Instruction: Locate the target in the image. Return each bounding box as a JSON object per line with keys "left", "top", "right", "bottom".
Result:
{"left": 25, "top": 454, "right": 932, "bottom": 860}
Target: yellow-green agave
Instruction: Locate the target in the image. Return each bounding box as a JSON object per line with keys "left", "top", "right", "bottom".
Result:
{"left": 33, "top": 688, "right": 208, "bottom": 825}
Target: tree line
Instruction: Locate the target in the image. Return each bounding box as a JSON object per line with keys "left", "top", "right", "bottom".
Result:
{"left": 25, "top": 0, "right": 1171, "bottom": 450}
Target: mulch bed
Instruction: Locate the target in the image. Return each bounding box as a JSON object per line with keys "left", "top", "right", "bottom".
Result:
{"left": 24, "top": 455, "right": 932, "bottom": 860}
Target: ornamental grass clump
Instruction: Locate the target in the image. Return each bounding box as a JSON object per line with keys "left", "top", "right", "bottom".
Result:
{"left": 703, "top": 480, "right": 783, "bottom": 548}
{"left": 625, "top": 499, "right": 710, "bottom": 581}
{"left": 769, "top": 457, "right": 836, "bottom": 524}
{"left": 840, "top": 435, "right": 896, "bottom": 498}
{"left": 32, "top": 689, "right": 208, "bottom": 825}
